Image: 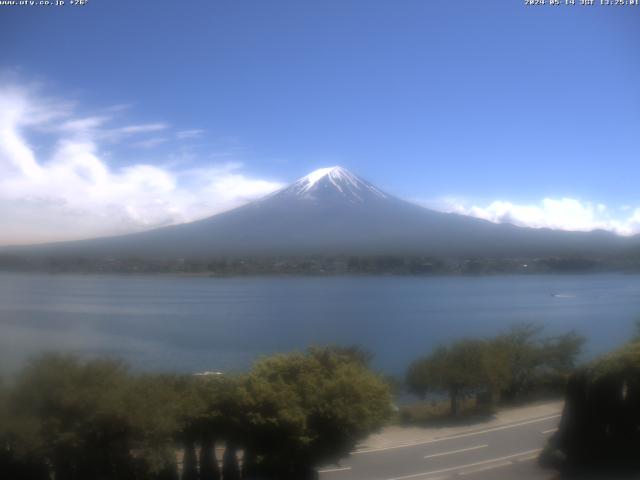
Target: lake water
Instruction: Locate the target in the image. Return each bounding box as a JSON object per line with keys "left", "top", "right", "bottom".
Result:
{"left": 1, "top": 273, "right": 639, "bottom": 376}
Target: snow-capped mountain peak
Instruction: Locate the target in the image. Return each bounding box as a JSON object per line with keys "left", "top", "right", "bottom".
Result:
{"left": 299, "top": 166, "right": 344, "bottom": 190}
{"left": 11, "top": 165, "right": 636, "bottom": 260}
{"left": 282, "top": 166, "right": 387, "bottom": 202}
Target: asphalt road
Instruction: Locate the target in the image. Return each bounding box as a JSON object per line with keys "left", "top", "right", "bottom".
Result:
{"left": 318, "top": 413, "right": 560, "bottom": 480}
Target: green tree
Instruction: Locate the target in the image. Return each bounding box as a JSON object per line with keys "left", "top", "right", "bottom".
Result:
{"left": 124, "top": 374, "right": 186, "bottom": 477}
{"left": 239, "top": 346, "right": 392, "bottom": 479}
{"left": 198, "top": 435, "right": 220, "bottom": 480}
{"left": 221, "top": 443, "right": 241, "bottom": 480}
{"left": 317, "top": 345, "right": 374, "bottom": 368}
{"left": 182, "top": 441, "right": 198, "bottom": 480}
{"left": 191, "top": 375, "right": 243, "bottom": 480}
{"left": 8, "top": 355, "right": 137, "bottom": 480}
{"left": 494, "top": 324, "right": 584, "bottom": 401}
{"left": 543, "top": 342, "right": 640, "bottom": 474}
{"left": 0, "top": 374, "right": 50, "bottom": 480}
{"left": 405, "top": 354, "right": 431, "bottom": 399}
{"left": 541, "top": 331, "right": 585, "bottom": 372}
{"left": 1, "top": 347, "right": 392, "bottom": 480}
{"left": 5, "top": 355, "right": 187, "bottom": 480}
{"left": 493, "top": 324, "right": 545, "bottom": 400}
{"left": 406, "top": 339, "right": 508, "bottom": 415}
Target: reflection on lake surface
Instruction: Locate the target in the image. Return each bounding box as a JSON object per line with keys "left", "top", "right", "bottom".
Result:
{"left": 1, "top": 272, "right": 639, "bottom": 375}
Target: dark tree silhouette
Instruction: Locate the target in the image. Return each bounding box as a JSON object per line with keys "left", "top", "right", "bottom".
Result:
{"left": 182, "top": 440, "right": 199, "bottom": 480}
{"left": 199, "top": 436, "right": 220, "bottom": 480}
{"left": 222, "top": 443, "right": 241, "bottom": 480}
{"left": 542, "top": 342, "right": 640, "bottom": 476}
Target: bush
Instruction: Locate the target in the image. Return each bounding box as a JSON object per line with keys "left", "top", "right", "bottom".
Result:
{"left": 0, "top": 347, "right": 392, "bottom": 480}
{"left": 543, "top": 342, "right": 640, "bottom": 476}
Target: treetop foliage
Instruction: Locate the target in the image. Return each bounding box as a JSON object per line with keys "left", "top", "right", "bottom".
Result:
{"left": 0, "top": 346, "right": 391, "bottom": 480}
{"left": 406, "top": 324, "right": 586, "bottom": 414}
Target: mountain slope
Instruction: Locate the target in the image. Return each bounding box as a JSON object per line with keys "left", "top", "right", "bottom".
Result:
{"left": 6, "top": 166, "right": 637, "bottom": 259}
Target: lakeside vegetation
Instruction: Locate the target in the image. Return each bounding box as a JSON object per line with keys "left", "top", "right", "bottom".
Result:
{"left": 402, "top": 324, "right": 640, "bottom": 477}
{"left": 0, "top": 347, "right": 391, "bottom": 480}
{"left": 404, "top": 325, "right": 584, "bottom": 420}
{"left": 2, "top": 253, "right": 640, "bottom": 275}
{"left": 540, "top": 324, "right": 640, "bottom": 477}
{"left": 2, "top": 324, "right": 639, "bottom": 479}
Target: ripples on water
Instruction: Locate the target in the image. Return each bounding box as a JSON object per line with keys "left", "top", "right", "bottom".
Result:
{"left": 0, "top": 272, "right": 638, "bottom": 375}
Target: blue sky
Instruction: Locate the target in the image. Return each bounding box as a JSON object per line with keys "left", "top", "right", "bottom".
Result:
{"left": 1, "top": 1, "right": 639, "bottom": 243}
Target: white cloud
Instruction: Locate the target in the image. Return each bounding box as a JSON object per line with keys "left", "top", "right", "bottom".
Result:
{"left": 176, "top": 129, "right": 205, "bottom": 140}
{"left": 427, "top": 197, "right": 640, "bottom": 236}
{"left": 132, "top": 137, "right": 168, "bottom": 149}
{"left": 115, "top": 123, "right": 168, "bottom": 135}
{"left": 0, "top": 84, "right": 284, "bottom": 246}
{"left": 60, "top": 116, "right": 109, "bottom": 133}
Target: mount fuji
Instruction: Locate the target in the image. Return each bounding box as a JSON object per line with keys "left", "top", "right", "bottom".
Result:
{"left": 6, "top": 166, "right": 636, "bottom": 259}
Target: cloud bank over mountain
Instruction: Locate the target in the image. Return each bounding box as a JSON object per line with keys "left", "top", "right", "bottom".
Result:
{"left": 431, "top": 197, "right": 640, "bottom": 237}
{"left": 0, "top": 83, "right": 283, "bottom": 245}
{"left": 8, "top": 165, "right": 636, "bottom": 261}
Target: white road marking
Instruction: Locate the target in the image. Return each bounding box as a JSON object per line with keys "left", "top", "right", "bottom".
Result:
{"left": 318, "top": 466, "right": 352, "bottom": 473}
{"left": 352, "top": 414, "right": 561, "bottom": 455}
{"left": 384, "top": 448, "right": 542, "bottom": 480}
{"left": 542, "top": 427, "right": 558, "bottom": 434}
{"left": 423, "top": 444, "right": 487, "bottom": 459}
{"left": 458, "top": 460, "right": 512, "bottom": 475}
{"left": 515, "top": 453, "right": 540, "bottom": 462}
